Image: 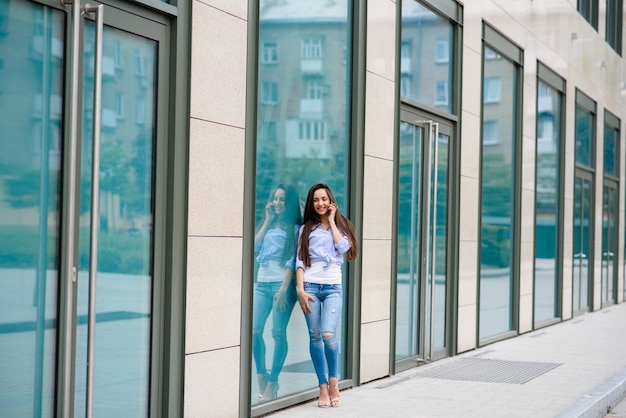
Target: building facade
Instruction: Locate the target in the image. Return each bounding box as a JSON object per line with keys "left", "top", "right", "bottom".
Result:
{"left": 0, "top": 0, "right": 625, "bottom": 416}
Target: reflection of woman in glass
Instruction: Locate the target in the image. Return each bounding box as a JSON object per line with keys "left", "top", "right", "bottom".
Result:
{"left": 295, "top": 183, "right": 358, "bottom": 408}
{"left": 253, "top": 184, "right": 302, "bottom": 402}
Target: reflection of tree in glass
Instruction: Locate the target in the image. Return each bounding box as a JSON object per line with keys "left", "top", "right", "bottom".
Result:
{"left": 575, "top": 107, "right": 592, "bottom": 167}
{"left": 4, "top": 169, "right": 59, "bottom": 209}
{"left": 255, "top": 140, "right": 346, "bottom": 225}
{"left": 481, "top": 152, "right": 513, "bottom": 268}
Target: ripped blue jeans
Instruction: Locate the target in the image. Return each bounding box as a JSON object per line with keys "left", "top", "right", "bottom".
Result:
{"left": 303, "top": 282, "right": 342, "bottom": 385}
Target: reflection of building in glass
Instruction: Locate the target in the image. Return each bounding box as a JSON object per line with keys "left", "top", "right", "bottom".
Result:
{"left": 258, "top": 1, "right": 348, "bottom": 161}
{"left": 400, "top": 2, "right": 452, "bottom": 113}
{"left": 536, "top": 82, "right": 559, "bottom": 214}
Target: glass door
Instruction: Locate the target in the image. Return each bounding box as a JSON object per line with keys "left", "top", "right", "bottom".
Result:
{"left": 0, "top": 0, "right": 168, "bottom": 416}
{"left": 573, "top": 175, "right": 592, "bottom": 313}
{"left": 71, "top": 5, "right": 165, "bottom": 417}
{"left": 601, "top": 183, "right": 617, "bottom": 306}
{"left": 395, "top": 109, "right": 450, "bottom": 371}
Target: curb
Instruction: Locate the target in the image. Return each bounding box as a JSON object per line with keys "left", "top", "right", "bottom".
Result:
{"left": 555, "top": 368, "right": 626, "bottom": 418}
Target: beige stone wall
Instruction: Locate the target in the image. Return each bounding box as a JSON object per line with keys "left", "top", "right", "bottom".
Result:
{"left": 184, "top": 1, "right": 248, "bottom": 416}
{"left": 359, "top": 0, "right": 397, "bottom": 384}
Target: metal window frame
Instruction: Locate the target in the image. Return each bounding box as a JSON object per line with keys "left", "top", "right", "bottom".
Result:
{"left": 532, "top": 62, "right": 566, "bottom": 330}
{"left": 243, "top": 1, "right": 366, "bottom": 416}
{"left": 477, "top": 22, "right": 524, "bottom": 347}
{"left": 391, "top": 0, "right": 463, "bottom": 374}
{"left": 573, "top": 88, "right": 597, "bottom": 315}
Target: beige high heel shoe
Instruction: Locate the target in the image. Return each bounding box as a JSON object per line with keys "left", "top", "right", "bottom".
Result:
{"left": 256, "top": 374, "right": 269, "bottom": 401}
{"left": 329, "top": 377, "right": 340, "bottom": 408}
{"left": 259, "top": 381, "right": 279, "bottom": 403}
{"left": 317, "top": 384, "right": 330, "bottom": 408}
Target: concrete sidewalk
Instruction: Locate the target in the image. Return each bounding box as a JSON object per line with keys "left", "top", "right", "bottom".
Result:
{"left": 267, "top": 302, "right": 626, "bottom": 418}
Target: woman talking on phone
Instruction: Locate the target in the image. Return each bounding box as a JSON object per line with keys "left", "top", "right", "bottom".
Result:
{"left": 252, "top": 184, "right": 302, "bottom": 402}
{"left": 295, "top": 183, "right": 358, "bottom": 408}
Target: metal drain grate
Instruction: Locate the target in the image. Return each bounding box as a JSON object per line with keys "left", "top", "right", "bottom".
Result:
{"left": 413, "top": 358, "right": 562, "bottom": 384}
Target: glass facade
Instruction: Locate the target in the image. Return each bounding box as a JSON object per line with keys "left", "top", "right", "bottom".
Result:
{"left": 251, "top": 0, "right": 352, "bottom": 405}
{"left": 534, "top": 80, "right": 562, "bottom": 324}
{"left": 479, "top": 44, "right": 519, "bottom": 340}
{"left": 601, "top": 185, "right": 617, "bottom": 305}
{"left": 0, "top": 1, "right": 163, "bottom": 415}
{"left": 395, "top": 0, "right": 455, "bottom": 367}
{"left": 0, "top": 3, "right": 63, "bottom": 416}
{"left": 73, "top": 21, "right": 156, "bottom": 417}
{"left": 395, "top": 118, "right": 449, "bottom": 363}
{"left": 573, "top": 96, "right": 596, "bottom": 314}
{"left": 396, "top": 121, "right": 424, "bottom": 361}
{"left": 400, "top": 1, "right": 454, "bottom": 114}
{"left": 605, "top": 0, "right": 623, "bottom": 54}
{"left": 578, "top": 0, "right": 599, "bottom": 30}
{"left": 601, "top": 114, "right": 619, "bottom": 307}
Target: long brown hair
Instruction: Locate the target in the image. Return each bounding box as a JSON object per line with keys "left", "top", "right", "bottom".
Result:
{"left": 259, "top": 184, "right": 302, "bottom": 264}
{"left": 298, "top": 183, "right": 358, "bottom": 267}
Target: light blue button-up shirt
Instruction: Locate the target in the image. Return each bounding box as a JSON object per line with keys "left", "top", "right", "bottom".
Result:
{"left": 296, "top": 224, "right": 351, "bottom": 271}
{"left": 255, "top": 226, "right": 297, "bottom": 271}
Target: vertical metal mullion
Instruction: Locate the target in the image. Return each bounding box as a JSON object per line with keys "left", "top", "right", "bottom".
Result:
{"left": 83, "top": 4, "right": 103, "bottom": 417}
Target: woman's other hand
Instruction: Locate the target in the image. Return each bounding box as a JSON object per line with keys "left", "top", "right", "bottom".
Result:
{"left": 274, "top": 289, "right": 290, "bottom": 312}
{"left": 298, "top": 290, "right": 315, "bottom": 314}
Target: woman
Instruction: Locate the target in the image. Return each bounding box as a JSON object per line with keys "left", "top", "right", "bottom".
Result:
{"left": 252, "top": 184, "right": 302, "bottom": 402}
{"left": 295, "top": 183, "right": 358, "bottom": 408}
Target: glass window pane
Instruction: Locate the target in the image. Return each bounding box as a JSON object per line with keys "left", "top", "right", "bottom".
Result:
{"left": 605, "top": 0, "right": 622, "bottom": 53}
{"left": 395, "top": 122, "right": 422, "bottom": 361}
{"left": 575, "top": 106, "right": 594, "bottom": 168}
{"left": 601, "top": 185, "right": 617, "bottom": 305}
{"left": 433, "top": 133, "right": 449, "bottom": 349}
{"left": 401, "top": 1, "right": 454, "bottom": 114}
{"left": 0, "top": 3, "right": 63, "bottom": 417}
{"left": 74, "top": 23, "right": 156, "bottom": 417}
{"left": 573, "top": 177, "right": 591, "bottom": 312}
{"left": 479, "top": 45, "right": 518, "bottom": 340}
{"left": 603, "top": 123, "right": 618, "bottom": 177}
{"left": 252, "top": 1, "right": 352, "bottom": 405}
{"left": 534, "top": 81, "right": 561, "bottom": 324}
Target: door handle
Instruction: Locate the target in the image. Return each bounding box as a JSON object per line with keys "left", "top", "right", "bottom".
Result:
{"left": 58, "top": 0, "right": 82, "bottom": 416}
{"left": 429, "top": 122, "right": 439, "bottom": 361}
{"left": 83, "top": 4, "right": 103, "bottom": 418}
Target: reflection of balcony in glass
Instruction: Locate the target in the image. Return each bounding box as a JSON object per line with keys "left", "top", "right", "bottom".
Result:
{"left": 33, "top": 94, "right": 62, "bottom": 120}
{"left": 300, "top": 99, "right": 323, "bottom": 116}
{"left": 301, "top": 59, "right": 323, "bottom": 75}
{"left": 285, "top": 119, "right": 330, "bottom": 159}
{"left": 401, "top": 57, "right": 412, "bottom": 74}
{"left": 102, "top": 108, "right": 118, "bottom": 129}
{"left": 30, "top": 36, "right": 63, "bottom": 60}
{"left": 301, "top": 38, "right": 324, "bottom": 74}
